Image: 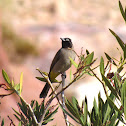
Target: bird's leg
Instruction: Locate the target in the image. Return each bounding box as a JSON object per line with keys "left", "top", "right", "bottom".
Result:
{"left": 61, "top": 72, "right": 69, "bottom": 126}
{"left": 61, "top": 72, "right": 66, "bottom": 79}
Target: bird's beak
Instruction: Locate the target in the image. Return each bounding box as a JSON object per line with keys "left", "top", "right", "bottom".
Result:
{"left": 60, "top": 38, "right": 65, "bottom": 41}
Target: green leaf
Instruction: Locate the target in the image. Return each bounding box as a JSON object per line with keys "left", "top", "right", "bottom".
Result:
{"left": 85, "top": 52, "right": 94, "bottom": 65}
{"left": 42, "top": 118, "right": 53, "bottom": 125}
{"left": 109, "top": 111, "right": 118, "bottom": 126}
{"left": 119, "top": 0, "right": 126, "bottom": 22}
{"left": 36, "top": 77, "right": 47, "bottom": 82}
{"left": 117, "top": 65, "right": 124, "bottom": 73}
{"left": 70, "top": 68, "right": 72, "bottom": 82}
{"left": 107, "top": 96, "right": 122, "bottom": 115}
{"left": 13, "top": 114, "right": 21, "bottom": 122}
{"left": 60, "top": 105, "right": 80, "bottom": 124}
{"left": 18, "top": 122, "right": 22, "bottom": 126}
{"left": 65, "top": 99, "right": 80, "bottom": 120}
{"left": 103, "top": 102, "right": 111, "bottom": 124}
{"left": 1, "top": 119, "right": 4, "bottom": 126}
{"left": 18, "top": 98, "right": 28, "bottom": 117}
{"left": 84, "top": 97, "right": 88, "bottom": 125}
{"left": 109, "top": 29, "right": 125, "bottom": 59}
{"left": 100, "top": 56, "right": 105, "bottom": 75}
{"left": 93, "top": 98, "right": 98, "bottom": 115}
{"left": 14, "top": 84, "right": 20, "bottom": 92}
{"left": 69, "top": 57, "right": 78, "bottom": 68}
{"left": 36, "top": 77, "right": 59, "bottom": 83}
{"left": 122, "top": 80, "right": 126, "bottom": 120}
{"left": 20, "top": 72, "right": 23, "bottom": 95}
{"left": 40, "top": 100, "right": 45, "bottom": 115}
{"left": 104, "top": 53, "right": 117, "bottom": 66}
{"left": 2, "top": 69, "right": 11, "bottom": 84}
{"left": 12, "top": 80, "right": 15, "bottom": 87}
{"left": 102, "top": 74, "right": 120, "bottom": 100}
{"left": 98, "top": 93, "right": 104, "bottom": 124}
{"left": 30, "top": 100, "right": 35, "bottom": 108}
{"left": 72, "top": 96, "right": 79, "bottom": 110}
{"left": 12, "top": 108, "right": 21, "bottom": 117}
{"left": 124, "top": 87, "right": 126, "bottom": 120}
{"left": 44, "top": 107, "right": 59, "bottom": 120}
{"left": 124, "top": 44, "right": 126, "bottom": 59}
{"left": 42, "top": 72, "right": 48, "bottom": 76}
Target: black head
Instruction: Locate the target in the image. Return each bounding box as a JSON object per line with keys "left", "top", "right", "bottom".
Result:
{"left": 60, "top": 38, "right": 73, "bottom": 48}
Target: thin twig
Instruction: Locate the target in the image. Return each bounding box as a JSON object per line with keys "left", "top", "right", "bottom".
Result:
{"left": 8, "top": 116, "right": 16, "bottom": 126}
{"left": 37, "top": 68, "right": 78, "bottom": 125}
{"left": 36, "top": 68, "right": 62, "bottom": 104}
{"left": 61, "top": 72, "right": 69, "bottom": 126}
{"left": 39, "top": 98, "right": 54, "bottom": 125}
{"left": 89, "top": 67, "right": 108, "bottom": 96}
{"left": 36, "top": 69, "right": 63, "bottom": 124}
{"left": 20, "top": 96, "right": 39, "bottom": 125}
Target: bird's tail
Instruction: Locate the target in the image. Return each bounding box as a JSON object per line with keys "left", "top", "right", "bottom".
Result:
{"left": 39, "top": 83, "right": 50, "bottom": 98}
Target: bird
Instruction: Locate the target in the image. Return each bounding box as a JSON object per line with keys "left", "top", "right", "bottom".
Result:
{"left": 40, "top": 38, "right": 76, "bottom": 98}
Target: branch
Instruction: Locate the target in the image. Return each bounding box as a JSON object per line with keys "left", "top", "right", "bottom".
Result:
{"left": 89, "top": 67, "right": 108, "bottom": 97}
{"left": 36, "top": 68, "right": 63, "bottom": 124}
{"left": 36, "top": 68, "right": 78, "bottom": 125}
{"left": 20, "top": 96, "right": 39, "bottom": 125}
{"left": 61, "top": 72, "right": 69, "bottom": 126}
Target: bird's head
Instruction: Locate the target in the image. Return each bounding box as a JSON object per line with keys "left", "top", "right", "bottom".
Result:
{"left": 60, "top": 38, "right": 73, "bottom": 48}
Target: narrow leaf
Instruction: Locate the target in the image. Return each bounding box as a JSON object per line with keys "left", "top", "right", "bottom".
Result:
{"left": 12, "top": 108, "right": 21, "bottom": 116}
{"left": 70, "top": 68, "right": 72, "bottom": 82}
{"left": 66, "top": 99, "right": 80, "bottom": 119}
{"left": 102, "top": 74, "right": 120, "bottom": 100}
{"left": 103, "top": 103, "right": 111, "bottom": 124}
{"left": 93, "top": 98, "right": 98, "bottom": 115}
{"left": 20, "top": 72, "right": 23, "bottom": 95}
{"left": 36, "top": 77, "right": 59, "bottom": 83}
{"left": 13, "top": 114, "right": 21, "bottom": 122}
{"left": 119, "top": 0, "right": 126, "bottom": 22}
{"left": 2, "top": 69, "right": 11, "bottom": 84}
{"left": 107, "top": 96, "right": 122, "bottom": 115}
{"left": 30, "top": 100, "right": 35, "bottom": 108}
{"left": 100, "top": 56, "right": 105, "bottom": 75}
{"left": 69, "top": 57, "right": 78, "bottom": 68}
{"left": 72, "top": 96, "right": 79, "bottom": 110}
{"left": 42, "top": 118, "right": 53, "bottom": 125}
{"left": 123, "top": 80, "right": 126, "bottom": 120}
{"left": 109, "top": 111, "right": 118, "bottom": 126}
{"left": 124, "top": 44, "right": 126, "bottom": 59}
{"left": 18, "top": 122, "right": 22, "bottom": 126}
{"left": 60, "top": 105, "right": 80, "bottom": 123}
{"left": 85, "top": 52, "right": 94, "bottom": 65}
{"left": 109, "top": 29, "right": 125, "bottom": 55}
{"left": 12, "top": 80, "right": 15, "bottom": 87}
{"left": 84, "top": 98, "right": 88, "bottom": 125}
{"left": 104, "top": 53, "right": 117, "bottom": 66}
{"left": 44, "top": 107, "right": 58, "bottom": 120}
{"left": 1, "top": 119, "right": 4, "bottom": 126}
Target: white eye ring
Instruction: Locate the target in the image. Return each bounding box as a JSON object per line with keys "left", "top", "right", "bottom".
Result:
{"left": 65, "top": 38, "right": 70, "bottom": 41}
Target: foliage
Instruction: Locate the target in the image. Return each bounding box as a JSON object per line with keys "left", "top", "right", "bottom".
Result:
{"left": 0, "top": 70, "right": 58, "bottom": 126}
{"left": 1, "top": 1, "right": 126, "bottom": 126}
{"left": 13, "top": 99, "right": 58, "bottom": 126}
{"left": 61, "top": 1, "right": 126, "bottom": 126}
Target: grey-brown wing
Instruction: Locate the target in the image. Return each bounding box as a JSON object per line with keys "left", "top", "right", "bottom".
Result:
{"left": 49, "top": 48, "right": 62, "bottom": 72}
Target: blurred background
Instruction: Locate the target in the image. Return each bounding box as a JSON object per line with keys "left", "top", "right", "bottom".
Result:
{"left": 0, "top": 0, "right": 126, "bottom": 125}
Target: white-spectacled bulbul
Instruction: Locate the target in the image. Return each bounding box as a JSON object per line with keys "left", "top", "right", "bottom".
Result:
{"left": 40, "top": 38, "right": 76, "bottom": 98}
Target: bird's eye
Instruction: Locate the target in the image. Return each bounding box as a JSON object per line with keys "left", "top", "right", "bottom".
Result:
{"left": 65, "top": 38, "right": 70, "bottom": 41}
